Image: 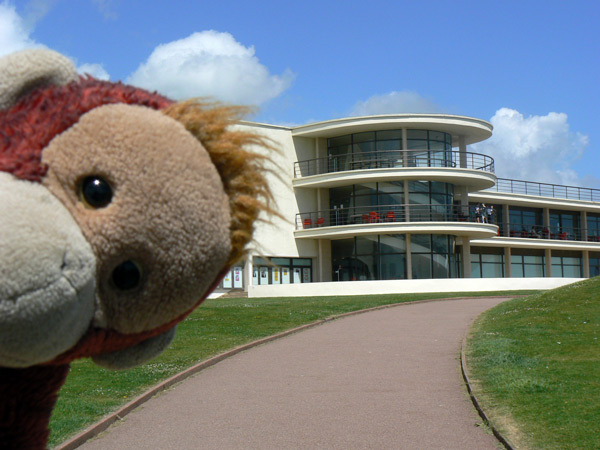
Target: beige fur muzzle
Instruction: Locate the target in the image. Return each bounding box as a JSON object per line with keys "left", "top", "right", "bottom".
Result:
{"left": 0, "top": 172, "right": 96, "bottom": 367}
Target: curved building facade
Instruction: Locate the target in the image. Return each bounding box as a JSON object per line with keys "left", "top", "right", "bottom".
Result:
{"left": 217, "top": 114, "right": 600, "bottom": 294}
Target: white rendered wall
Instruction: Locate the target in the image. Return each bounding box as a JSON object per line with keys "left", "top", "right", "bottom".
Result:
{"left": 247, "top": 277, "right": 582, "bottom": 298}
{"left": 239, "top": 123, "right": 318, "bottom": 259}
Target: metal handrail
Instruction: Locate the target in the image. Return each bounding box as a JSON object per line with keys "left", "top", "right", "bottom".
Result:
{"left": 488, "top": 178, "right": 600, "bottom": 202}
{"left": 296, "top": 204, "right": 483, "bottom": 230}
{"left": 294, "top": 150, "right": 495, "bottom": 178}
{"left": 501, "top": 223, "right": 586, "bottom": 241}
{"left": 297, "top": 208, "right": 600, "bottom": 243}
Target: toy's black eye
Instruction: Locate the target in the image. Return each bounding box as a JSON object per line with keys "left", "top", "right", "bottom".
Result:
{"left": 111, "top": 261, "right": 142, "bottom": 291}
{"left": 81, "top": 176, "right": 112, "bottom": 208}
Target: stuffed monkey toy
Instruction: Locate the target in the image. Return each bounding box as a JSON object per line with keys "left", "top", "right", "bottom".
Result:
{"left": 0, "top": 48, "right": 271, "bottom": 449}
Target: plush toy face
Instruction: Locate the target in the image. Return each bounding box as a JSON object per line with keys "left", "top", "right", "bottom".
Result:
{"left": 0, "top": 102, "right": 231, "bottom": 368}
{"left": 0, "top": 49, "right": 267, "bottom": 371}
{"left": 0, "top": 48, "right": 270, "bottom": 450}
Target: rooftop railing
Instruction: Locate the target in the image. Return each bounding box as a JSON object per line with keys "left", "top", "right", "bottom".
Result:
{"left": 488, "top": 178, "right": 600, "bottom": 202}
{"left": 294, "top": 150, "right": 494, "bottom": 178}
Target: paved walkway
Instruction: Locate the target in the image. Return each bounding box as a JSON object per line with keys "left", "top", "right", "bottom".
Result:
{"left": 79, "top": 297, "right": 508, "bottom": 449}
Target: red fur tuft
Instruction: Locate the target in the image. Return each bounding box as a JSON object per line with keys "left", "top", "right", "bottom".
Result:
{"left": 0, "top": 77, "right": 173, "bottom": 182}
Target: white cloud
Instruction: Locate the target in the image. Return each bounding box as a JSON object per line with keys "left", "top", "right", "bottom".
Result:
{"left": 127, "top": 30, "right": 294, "bottom": 105}
{"left": 92, "top": 0, "right": 118, "bottom": 20}
{"left": 22, "top": 0, "right": 57, "bottom": 29}
{"left": 350, "top": 91, "right": 441, "bottom": 116}
{"left": 78, "top": 63, "right": 110, "bottom": 80}
{"left": 473, "top": 108, "right": 590, "bottom": 186}
{"left": 0, "top": 2, "right": 40, "bottom": 57}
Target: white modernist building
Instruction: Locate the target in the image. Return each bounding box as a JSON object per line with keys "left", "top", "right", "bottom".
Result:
{"left": 218, "top": 114, "right": 599, "bottom": 297}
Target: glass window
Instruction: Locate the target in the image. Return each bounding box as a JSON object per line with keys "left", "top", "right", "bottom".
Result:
{"left": 356, "top": 236, "right": 379, "bottom": 255}
{"left": 376, "top": 130, "right": 402, "bottom": 140}
{"left": 590, "top": 253, "right": 600, "bottom": 277}
{"left": 471, "top": 262, "right": 482, "bottom": 278}
{"left": 429, "top": 131, "right": 446, "bottom": 142}
{"left": 380, "top": 254, "right": 406, "bottom": 280}
{"left": 292, "top": 258, "right": 313, "bottom": 267}
{"left": 253, "top": 257, "right": 313, "bottom": 284}
{"left": 411, "top": 234, "right": 431, "bottom": 252}
{"left": 551, "top": 251, "right": 582, "bottom": 277}
{"left": 353, "top": 131, "right": 375, "bottom": 143}
{"left": 471, "top": 248, "right": 504, "bottom": 278}
{"left": 328, "top": 129, "right": 451, "bottom": 169}
{"left": 407, "top": 130, "right": 427, "bottom": 139}
{"left": 550, "top": 210, "right": 580, "bottom": 240}
{"left": 410, "top": 234, "right": 456, "bottom": 279}
{"left": 482, "top": 262, "right": 503, "bottom": 278}
{"left": 380, "top": 235, "right": 406, "bottom": 253}
{"left": 511, "top": 250, "right": 545, "bottom": 278}
{"left": 411, "top": 253, "right": 432, "bottom": 279}
{"left": 271, "top": 257, "right": 290, "bottom": 266}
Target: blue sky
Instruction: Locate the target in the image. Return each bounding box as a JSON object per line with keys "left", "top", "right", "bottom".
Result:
{"left": 1, "top": 0, "right": 599, "bottom": 187}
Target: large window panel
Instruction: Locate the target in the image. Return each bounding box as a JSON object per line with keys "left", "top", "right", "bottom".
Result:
{"left": 471, "top": 248, "right": 504, "bottom": 278}
{"left": 380, "top": 254, "right": 406, "bottom": 280}
{"left": 411, "top": 253, "right": 432, "bottom": 279}
{"left": 380, "top": 235, "right": 406, "bottom": 253}
{"left": 328, "top": 129, "right": 452, "bottom": 169}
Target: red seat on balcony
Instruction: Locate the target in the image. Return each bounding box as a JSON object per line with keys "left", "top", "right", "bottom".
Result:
{"left": 302, "top": 218, "right": 312, "bottom": 229}
{"left": 386, "top": 211, "right": 395, "bottom": 222}
{"left": 362, "top": 214, "right": 369, "bottom": 224}
{"left": 316, "top": 217, "right": 324, "bottom": 227}
{"left": 369, "top": 211, "right": 380, "bottom": 223}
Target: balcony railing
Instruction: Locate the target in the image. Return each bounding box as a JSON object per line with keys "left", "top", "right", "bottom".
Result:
{"left": 500, "top": 223, "right": 600, "bottom": 242}
{"left": 296, "top": 204, "right": 481, "bottom": 230}
{"left": 489, "top": 178, "right": 600, "bottom": 202}
{"left": 294, "top": 150, "right": 495, "bottom": 178}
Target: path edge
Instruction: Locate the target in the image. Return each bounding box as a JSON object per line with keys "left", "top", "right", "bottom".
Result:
{"left": 461, "top": 331, "right": 515, "bottom": 450}
{"left": 56, "top": 295, "right": 515, "bottom": 449}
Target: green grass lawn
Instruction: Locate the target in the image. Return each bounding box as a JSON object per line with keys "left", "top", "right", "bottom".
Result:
{"left": 49, "top": 290, "right": 528, "bottom": 447}
{"left": 466, "top": 278, "right": 600, "bottom": 449}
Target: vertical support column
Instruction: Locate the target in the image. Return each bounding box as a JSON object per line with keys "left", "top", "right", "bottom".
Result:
{"left": 245, "top": 257, "right": 253, "bottom": 291}
{"left": 504, "top": 247, "right": 512, "bottom": 277}
{"left": 404, "top": 179, "right": 410, "bottom": 222}
{"left": 583, "top": 250, "right": 590, "bottom": 278}
{"left": 459, "top": 135, "right": 467, "bottom": 168}
{"left": 543, "top": 207, "right": 550, "bottom": 229}
{"left": 503, "top": 204, "right": 510, "bottom": 237}
{"left": 456, "top": 185, "right": 469, "bottom": 220}
{"left": 402, "top": 127, "right": 408, "bottom": 168}
{"left": 461, "top": 239, "right": 471, "bottom": 278}
{"left": 406, "top": 234, "right": 412, "bottom": 279}
{"left": 545, "top": 248, "right": 552, "bottom": 277}
{"left": 581, "top": 211, "right": 588, "bottom": 241}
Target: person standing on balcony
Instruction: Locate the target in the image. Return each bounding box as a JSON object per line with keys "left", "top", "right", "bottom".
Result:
{"left": 486, "top": 204, "right": 495, "bottom": 224}
{"left": 475, "top": 203, "right": 482, "bottom": 223}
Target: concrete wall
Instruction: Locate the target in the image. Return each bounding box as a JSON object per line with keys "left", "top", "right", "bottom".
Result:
{"left": 240, "top": 124, "right": 318, "bottom": 258}
{"left": 247, "top": 277, "right": 582, "bottom": 298}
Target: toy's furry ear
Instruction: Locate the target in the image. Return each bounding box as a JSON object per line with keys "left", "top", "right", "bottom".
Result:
{"left": 0, "top": 49, "right": 78, "bottom": 110}
{"left": 163, "top": 100, "right": 275, "bottom": 266}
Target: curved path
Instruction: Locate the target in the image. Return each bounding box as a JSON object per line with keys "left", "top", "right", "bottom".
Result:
{"left": 78, "top": 297, "right": 508, "bottom": 449}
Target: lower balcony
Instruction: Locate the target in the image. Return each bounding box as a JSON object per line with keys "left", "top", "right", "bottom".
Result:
{"left": 294, "top": 204, "right": 498, "bottom": 240}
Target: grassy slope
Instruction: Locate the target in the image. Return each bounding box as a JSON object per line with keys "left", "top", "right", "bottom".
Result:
{"left": 466, "top": 278, "right": 600, "bottom": 449}
{"left": 50, "top": 290, "right": 528, "bottom": 447}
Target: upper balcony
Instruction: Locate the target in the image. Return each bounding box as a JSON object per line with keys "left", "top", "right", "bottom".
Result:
{"left": 294, "top": 203, "right": 498, "bottom": 240}
{"left": 293, "top": 150, "right": 496, "bottom": 191}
